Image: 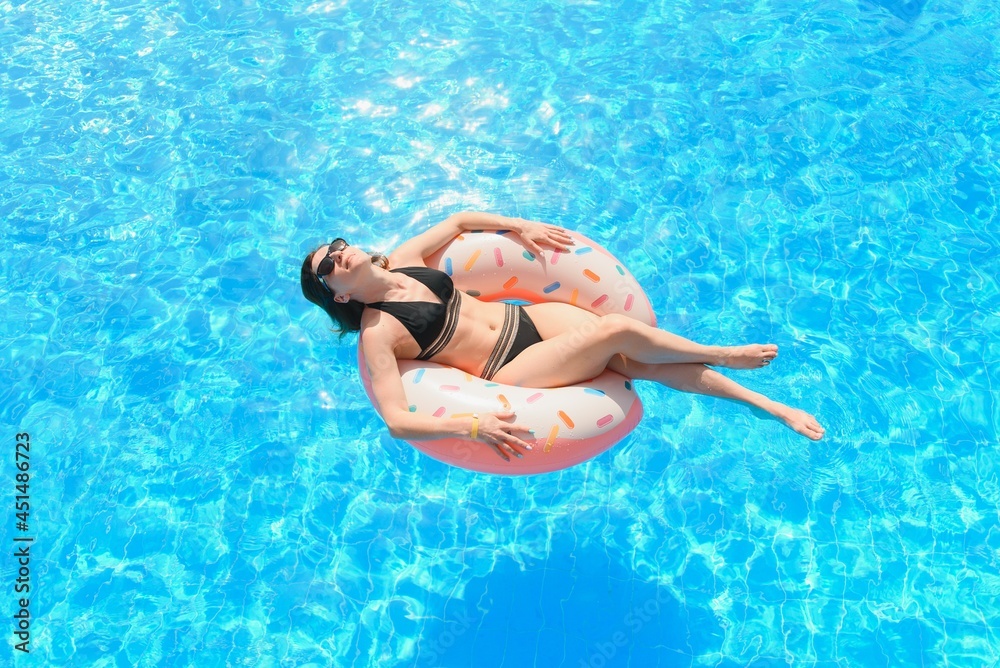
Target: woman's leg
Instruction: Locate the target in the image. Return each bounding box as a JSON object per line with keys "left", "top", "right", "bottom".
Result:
{"left": 605, "top": 356, "right": 825, "bottom": 440}
{"left": 491, "top": 304, "right": 776, "bottom": 388}
{"left": 530, "top": 304, "right": 776, "bottom": 368}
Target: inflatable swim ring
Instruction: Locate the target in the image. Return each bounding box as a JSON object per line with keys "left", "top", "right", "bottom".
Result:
{"left": 358, "top": 229, "right": 656, "bottom": 475}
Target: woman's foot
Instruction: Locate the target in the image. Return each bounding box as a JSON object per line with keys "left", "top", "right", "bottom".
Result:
{"left": 716, "top": 344, "right": 778, "bottom": 369}
{"left": 768, "top": 402, "right": 826, "bottom": 440}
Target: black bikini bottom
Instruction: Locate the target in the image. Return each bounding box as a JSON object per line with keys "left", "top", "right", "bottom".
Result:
{"left": 481, "top": 304, "right": 543, "bottom": 381}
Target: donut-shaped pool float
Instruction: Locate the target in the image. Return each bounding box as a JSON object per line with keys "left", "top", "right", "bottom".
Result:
{"left": 358, "top": 229, "right": 656, "bottom": 475}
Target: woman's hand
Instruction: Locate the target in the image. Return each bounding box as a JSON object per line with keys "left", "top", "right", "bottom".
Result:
{"left": 513, "top": 219, "right": 575, "bottom": 258}
{"left": 475, "top": 411, "right": 535, "bottom": 462}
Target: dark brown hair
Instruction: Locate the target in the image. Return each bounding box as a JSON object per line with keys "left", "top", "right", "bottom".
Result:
{"left": 300, "top": 246, "right": 389, "bottom": 338}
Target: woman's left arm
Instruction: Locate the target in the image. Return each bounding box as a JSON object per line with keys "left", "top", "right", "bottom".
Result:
{"left": 389, "top": 211, "right": 574, "bottom": 266}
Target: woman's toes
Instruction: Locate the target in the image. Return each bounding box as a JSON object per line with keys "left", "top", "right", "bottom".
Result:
{"left": 776, "top": 407, "right": 826, "bottom": 440}
{"left": 805, "top": 416, "right": 825, "bottom": 439}
{"left": 758, "top": 345, "right": 778, "bottom": 367}
{"left": 723, "top": 344, "right": 781, "bottom": 369}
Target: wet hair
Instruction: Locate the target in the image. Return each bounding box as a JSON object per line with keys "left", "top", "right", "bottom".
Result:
{"left": 300, "top": 245, "right": 389, "bottom": 338}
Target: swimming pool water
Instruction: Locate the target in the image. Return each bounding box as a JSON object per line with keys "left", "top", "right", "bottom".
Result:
{"left": 1, "top": 0, "right": 998, "bottom": 665}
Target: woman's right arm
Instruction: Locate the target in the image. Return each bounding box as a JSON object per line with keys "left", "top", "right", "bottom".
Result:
{"left": 361, "top": 327, "right": 534, "bottom": 459}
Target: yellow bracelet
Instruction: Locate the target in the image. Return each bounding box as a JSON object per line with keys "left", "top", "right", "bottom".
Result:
{"left": 471, "top": 413, "right": 479, "bottom": 439}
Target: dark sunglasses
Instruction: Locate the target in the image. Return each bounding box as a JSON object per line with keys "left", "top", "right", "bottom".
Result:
{"left": 316, "top": 238, "right": 347, "bottom": 293}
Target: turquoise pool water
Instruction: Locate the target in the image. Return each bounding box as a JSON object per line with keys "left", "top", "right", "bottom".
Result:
{"left": 2, "top": 0, "right": 998, "bottom": 665}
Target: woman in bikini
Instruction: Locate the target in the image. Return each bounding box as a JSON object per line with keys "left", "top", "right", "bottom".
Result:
{"left": 300, "top": 212, "right": 825, "bottom": 461}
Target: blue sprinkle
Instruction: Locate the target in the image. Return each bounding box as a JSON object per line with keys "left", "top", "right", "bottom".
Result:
{"left": 444, "top": 257, "right": 453, "bottom": 275}
{"left": 575, "top": 247, "right": 593, "bottom": 255}
{"left": 616, "top": 265, "right": 625, "bottom": 276}
{"left": 484, "top": 383, "right": 499, "bottom": 387}
{"left": 543, "top": 281, "right": 560, "bottom": 294}
{"left": 522, "top": 251, "right": 536, "bottom": 261}
{"left": 497, "top": 230, "right": 510, "bottom": 235}
{"left": 584, "top": 388, "right": 606, "bottom": 396}
{"left": 624, "top": 381, "right": 632, "bottom": 391}
{"left": 414, "top": 369, "right": 425, "bottom": 384}
{"left": 408, "top": 405, "right": 417, "bottom": 412}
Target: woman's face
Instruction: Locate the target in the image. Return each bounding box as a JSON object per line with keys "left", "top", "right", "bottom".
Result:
{"left": 311, "top": 240, "right": 367, "bottom": 299}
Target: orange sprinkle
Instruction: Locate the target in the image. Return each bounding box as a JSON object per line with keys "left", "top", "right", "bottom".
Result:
{"left": 464, "top": 249, "right": 481, "bottom": 271}
{"left": 450, "top": 412, "right": 475, "bottom": 418}
{"left": 464, "top": 372, "right": 473, "bottom": 382}
{"left": 570, "top": 288, "right": 578, "bottom": 305}
{"left": 498, "top": 394, "right": 511, "bottom": 411}
{"left": 557, "top": 411, "right": 575, "bottom": 429}
{"left": 583, "top": 269, "right": 600, "bottom": 283}
{"left": 544, "top": 425, "right": 559, "bottom": 453}
{"left": 503, "top": 276, "right": 519, "bottom": 290}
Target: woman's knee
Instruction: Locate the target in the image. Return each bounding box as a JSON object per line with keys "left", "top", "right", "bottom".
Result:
{"left": 554, "top": 313, "right": 635, "bottom": 361}
{"left": 597, "top": 313, "right": 638, "bottom": 340}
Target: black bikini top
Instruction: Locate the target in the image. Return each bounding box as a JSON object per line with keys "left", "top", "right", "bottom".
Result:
{"left": 365, "top": 266, "right": 461, "bottom": 360}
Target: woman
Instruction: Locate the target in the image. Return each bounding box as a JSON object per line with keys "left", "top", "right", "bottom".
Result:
{"left": 301, "top": 212, "right": 825, "bottom": 461}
